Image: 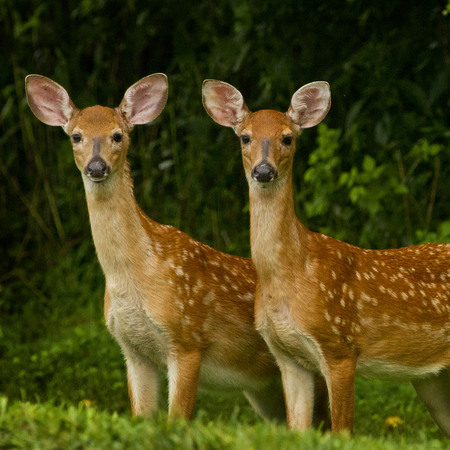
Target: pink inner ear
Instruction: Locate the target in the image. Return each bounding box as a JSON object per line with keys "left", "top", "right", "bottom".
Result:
{"left": 27, "top": 79, "right": 72, "bottom": 126}
{"left": 215, "top": 85, "right": 235, "bottom": 101}
{"left": 211, "top": 105, "right": 238, "bottom": 126}
{"left": 41, "top": 85, "right": 69, "bottom": 123}
{"left": 122, "top": 78, "right": 167, "bottom": 125}
{"left": 130, "top": 93, "right": 156, "bottom": 123}
{"left": 204, "top": 82, "right": 247, "bottom": 127}
{"left": 289, "top": 85, "right": 330, "bottom": 128}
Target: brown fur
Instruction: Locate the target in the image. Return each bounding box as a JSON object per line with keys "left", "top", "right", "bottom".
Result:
{"left": 203, "top": 79, "right": 450, "bottom": 437}
{"left": 25, "top": 74, "right": 296, "bottom": 422}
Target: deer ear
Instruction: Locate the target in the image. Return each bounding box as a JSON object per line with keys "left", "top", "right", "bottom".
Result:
{"left": 25, "top": 75, "right": 75, "bottom": 132}
{"left": 287, "top": 81, "right": 331, "bottom": 129}
{"left": 202, "top": 80, "right": 250, "bottom": 132}
{"left": 119, "top": 73, "right": 168, "bottom": 126}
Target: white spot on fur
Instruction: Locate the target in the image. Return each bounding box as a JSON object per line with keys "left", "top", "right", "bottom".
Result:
{"left": 202, "top": 291, "right": 215, "bottom": 305}
{"left": 175, "top": 299, "right": 184, "bottom": 312}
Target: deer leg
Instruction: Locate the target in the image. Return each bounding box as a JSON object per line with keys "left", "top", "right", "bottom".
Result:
{"left": 126, "top": 357, "right": 160, "bottom": 417}
{"left": 279, "top": 360, "right": 315, "bottom": 430}
{"left": 243, "top": 379, "right": 286, "bottom": 422}
{"left": 327, "top": 357, "right": 356, "bottom": 434}
{"left": 167, "top": 349, "right": 202, "bottom": 420}
{"left": 413, "top": 369, "right": 450, "bottom": 438}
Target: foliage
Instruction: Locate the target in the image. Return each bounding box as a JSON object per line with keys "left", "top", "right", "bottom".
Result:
{"left": 299, "top": 124, "right": 449, "bottom": 248}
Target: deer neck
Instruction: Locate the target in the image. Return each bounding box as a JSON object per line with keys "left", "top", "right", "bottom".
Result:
{"left": 249, "top": 174, "right": 308, "bottom": 283}
{"left": 83, "top": 162, "right": 157, "bottom": 282}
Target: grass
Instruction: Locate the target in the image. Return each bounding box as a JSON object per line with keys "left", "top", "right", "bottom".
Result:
{"left": 0, "top": 256, "right": 448, "bottom": 449}
{"left": 0, "top": 397, "right": 448, "bottom": 449}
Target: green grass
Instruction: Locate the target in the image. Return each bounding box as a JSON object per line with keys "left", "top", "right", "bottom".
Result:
{"left": 0, "top": 397, "right": 448, "bottom": 450}
{"left": 0, "top": 257, "right": 448, "bottom": 449}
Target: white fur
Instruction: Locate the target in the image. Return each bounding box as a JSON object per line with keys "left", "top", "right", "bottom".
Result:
{"left": 126, "top": 356, "right": 160, "bottom": 417}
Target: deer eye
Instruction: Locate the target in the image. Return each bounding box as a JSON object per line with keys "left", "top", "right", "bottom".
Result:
{"left": 72, "top": 133, "right": 82, "bottom": 144}
{"left": 241, "top": 135, "right": 251, "bottom": 145}
{"left": 113, "top": 133, "right": 123, "bottom": 143}
{"left": 282, "top": 135, "right": 293, "bottom": 146}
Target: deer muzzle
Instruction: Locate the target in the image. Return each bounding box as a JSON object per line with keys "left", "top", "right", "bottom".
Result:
{"left": 251, "top": 161, "right": 278, "bottom": 183}
{"left": 84, "top": 156, "right": 111, "bottom": 182}
{"left": 84, "top": 137, "right": 111, "bottom": 182}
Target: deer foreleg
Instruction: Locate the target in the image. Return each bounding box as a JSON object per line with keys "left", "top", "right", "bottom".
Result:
{"left": 126, "top": 357, "right": 160, "bottom": 417}
{"left": 167, "top": 349, "right": 202, "bottom": 420}
{"left": 327, "top": 357, "right": 356, "bottom": 434}
{"left": 279, "top": 360, "right": 315, "bottom": 430}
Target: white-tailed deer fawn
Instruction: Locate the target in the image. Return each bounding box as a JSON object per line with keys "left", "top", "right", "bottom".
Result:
{"left": 203, "top": 79, "right": 450, "bottom": 437}
{"left": 25, "top": 74, "right": 291, "bottom": 421}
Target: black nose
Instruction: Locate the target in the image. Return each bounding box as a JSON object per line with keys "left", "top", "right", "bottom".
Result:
{"left": 251, "top": 161, "right": 278, "bottom": 183}
{"left": 85, "top": 157, "right": 110, "bottom": 181}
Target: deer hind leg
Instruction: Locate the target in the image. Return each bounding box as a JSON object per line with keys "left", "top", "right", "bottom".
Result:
{"left": 243, "top": 379, "right": 286, "bottom": 422}
{"left": 279, "top": 359, "right": 315, "bottom": 430}
{"left": 126, "top": 357, "right": 160, "bottom": 417}
{"left": 167, "top": 349, "right": 202, "bottom": 420}
{"left": 413, "top": 369, "right": 450, "bottom": 438}
{"left": 327, "top": 357, "right": 356, "bottom": 434}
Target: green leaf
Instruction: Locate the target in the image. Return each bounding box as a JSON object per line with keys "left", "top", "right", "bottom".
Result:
{"left": 362, "top": 155, "right": 376, "bottom": 173}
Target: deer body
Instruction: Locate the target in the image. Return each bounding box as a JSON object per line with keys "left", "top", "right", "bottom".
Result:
{"left": 25, "top": 74, "right": 289, "bottom": 421}
{"left": 203, "top": 80, "right": 450, "bottom": 436}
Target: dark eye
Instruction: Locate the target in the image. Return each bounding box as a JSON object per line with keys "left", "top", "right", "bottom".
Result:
{"left": 241, "top": 135, "right": 250, "bottom": 145}
{"left": 282, "top": 136, "right": 293, "bottom": 146}
{"left": 72, "top": 133, "right": 82, "bottom": 143}
{"left": 113, "top": 133, "right": 123, "bottom": 143}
